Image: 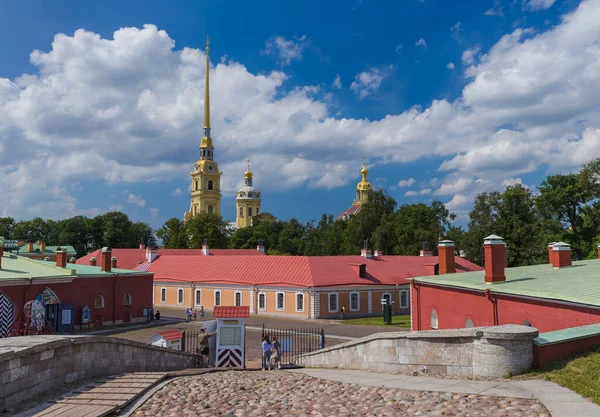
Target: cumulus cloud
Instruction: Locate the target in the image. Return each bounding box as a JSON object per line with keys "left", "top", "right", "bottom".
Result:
{"left": 415, "top": 38, "right": 427, "bottom": 48}
{"left": 127, "top": 193, "right": 146, "bottom": 207}
{"left": 447, "top": 62, "right": 455, "bottom": 70}
{"left": 350, "top": 68, "right": 384, "bottom": 98}
{"left": 263, "top": 35, "right": 307, "bottom": 66}
{"left": 524, "top": 0, "right": 556, "bottom": 11}
{"left": 172, "top": 188, "right": 184, "bottom": 196}
{"left": 150, "top": 207, "right": 159, "bottom": 218}
{"left": 461, "top": 45, "right": 481, "bottom": 65}
{"left": 398, "top": 178, "right": 416, "bottom": 188}
{"left": 405, "top": 188, "right": 432, "bottom": 196}
{"left": 332, "top": 74, "right": 342, "bottom": 89}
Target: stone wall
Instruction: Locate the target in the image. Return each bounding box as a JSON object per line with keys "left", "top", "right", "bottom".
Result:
{"left": 0, "top": 335, "right": 197, "bottom": 411}
{"left": 297, "top": 325, "right": 538, "bottom": 378}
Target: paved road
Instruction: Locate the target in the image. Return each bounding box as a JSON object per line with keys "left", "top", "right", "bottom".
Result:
{"left": 292, "top": 369, "right": 600, "bottom": 417}
{"left": 155, "top": 306, "right": 408, "bottom": 338}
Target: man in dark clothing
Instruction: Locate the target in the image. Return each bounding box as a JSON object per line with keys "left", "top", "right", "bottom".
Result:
{"left": 197, "top": 328, "right": 217, "bottom": 367}
{"left": 155, "top": 310, "right": 161, "bottom": 321}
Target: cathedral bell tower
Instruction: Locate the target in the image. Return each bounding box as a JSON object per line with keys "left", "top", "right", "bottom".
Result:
{"left": 236, "top": 161, "right": 261, "bottom": 228}
{"left": 185, "top": 36, "right": 222, "bottom": 221}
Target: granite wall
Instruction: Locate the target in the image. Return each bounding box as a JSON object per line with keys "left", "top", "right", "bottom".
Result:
{"left": 0, "top": 335, "right": 196, "bottom": 411}
{"left": 297, "top": 325, "right": 538, "bottom": 378}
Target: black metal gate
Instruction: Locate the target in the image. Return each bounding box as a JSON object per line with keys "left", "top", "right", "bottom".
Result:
{"left": 261, "top": 325, "right": 325, "bottom": 366}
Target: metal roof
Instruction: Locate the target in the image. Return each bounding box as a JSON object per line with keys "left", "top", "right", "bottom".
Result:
{"left": 415, "top": 259, "right": 600, "bottom": 307}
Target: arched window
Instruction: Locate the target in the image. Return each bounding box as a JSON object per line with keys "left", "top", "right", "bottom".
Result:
{"left": 94, "top": 295, "right": 105, "bottom": 309}
{"left": 195, "top": 289, "right": 202, "bottom": 306}
{"left": 247, "top": 207, "right": 253, "bottom": 217}
{"left": 195, "top": 180, "right": 199, "bottom": 190}
{"left": 208, "top": 181, "right": 213, "bottom": 190}
{"left": 214, "top": 290, "right": 221, "bottom": 306}
{"left": 239, "top": 206, "right": 244, "bottom": 217}
{"left": 194, "top": 205, "right": 197, "bottom": 215}
{"left": 122, "top": 293, "right": 132, "bottom": 306}
{"left": 161, "top": 288, "right": 166, "bottom": 303}
{"left": 202, "top": 150, "right": 206, "bottom": 157}
{"left": 430, "top": 309, "right": 438, "bottom": 329}
{"left": 208, "top": 205, "right": 213, "bottom": 213}
{"left": 177, "top": 288, "right": 184, "bottom": 305}
{"left": 235, "top": 291, "right": 242, "bottom": 307}
{"left": 465, "top": 318, "right": 474, "bottom": 328}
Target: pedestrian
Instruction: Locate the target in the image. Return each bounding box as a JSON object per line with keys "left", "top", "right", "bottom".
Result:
{"left": 186, "top": 309, "right": 191, "bottom": 322}
{"left": 341, "top": 306, "right": 346, "bottom": 320}
{"left": 155, "top": 310, "right": 160, "bottom": 321}
{"left": 261, "top": 335, "right": 272, "bottom": 370}
{"left": 200, "top": 306, "right": 205, "bottom": 321}
{"left": 271, "top": 336, "right": 282, "bottom": 370}
{"left": 197, "top": 327, "right": 217, "bottom": 367}
{"left": 193, "top": 309, "right": 197, "bottom": 321}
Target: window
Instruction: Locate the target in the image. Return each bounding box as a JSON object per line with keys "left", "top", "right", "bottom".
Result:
{"left": 359, "top": 264, "right": 367, "bottom": 278}
{"left": 258, "top": 292, "right": 266, "bottom": 311}
{"left": 160, "top": 288, "right": 166, "bottom": 303}
{"left": 248, "top": 207, "right": 253, "bottom": 217}
{"left": 400, "top": 290, "right": 409, "bottom": 309}
{"left": 94, "top": 295, "right": 104, "bottom": 309}
{"left": 248, "top": 193, "right": 253, "bottom": 198}
{"left": 276, "top": 292, "right": 285, "bottom": 310}
{"left": 430, "top": 309, "right": 438, "bottom": 330}
{"left": 350, "top": 292, "right": 360, "bottom": 311}
{"left": 235, "top": 291, "right": 242, "bottom": 307}
{"left": 195, "top": 290, "right": 202, "bottom": 306}
{"left": 214, "top": 290, "right": 221, "bottom": 306}
{"left": 296, "top": 293, "right": 304, "bottom": 312}
{"left": 195, "top": 180, "right": 199, "bottom": 190}
{"left": 256, "top": 207, "right": 260, "bottom": 214}
{"left": 208, "top": 205, "right": 213, "bottom": 214}
{"left": 194, "top": 205, "right": 197, "bottom": 215}
{"left": 382, "top": 293, "right": 392, "bottom": 305}
{"left": 465, "top": 318, "right": 474, "bottom": 328}
{"left": 328, "top": 293, "right": 338, "bottom": 312}
{"left": 202, "top": 150, "right": 206, "bottom": 157}
{"left": 177, "top": 288, "right": 184, "bottom": 305}
{"left": 239, "top": 206, "right": 244, "bottom": 217}
{"left": 208, "top": 180, "right": 213, "bottom": 190}
{"left": 122, "top": 293, "right": 132, "bottom": 305}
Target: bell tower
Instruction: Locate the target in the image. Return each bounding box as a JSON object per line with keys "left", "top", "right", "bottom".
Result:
{"left": 236, "top": 161, "right": 262, "bottom": 228}
{"left": 185, "top": 36, "right": 222, "bottom": 221}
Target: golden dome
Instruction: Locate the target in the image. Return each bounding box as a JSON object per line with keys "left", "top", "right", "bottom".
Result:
{"left": 244, "top": 168, "right": 253, "bottom": 179}
{"left": 356, "top": 158, "right": 371, "bottom": 191}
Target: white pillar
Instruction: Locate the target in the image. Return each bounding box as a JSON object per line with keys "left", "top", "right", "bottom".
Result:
{"left": 367, "top": 291, "right": 372, "bottom": 315}
{"left": 249, "top": 289, "right": 255, "bottom": 314}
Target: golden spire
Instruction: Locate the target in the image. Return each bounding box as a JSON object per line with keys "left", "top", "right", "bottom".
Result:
{"left": 203, "top": 35, "right": 210, "bottom": 130}
{"left": 244, "top": 159, "right": 253, "bottom": 179}
{"left": 360, "top": 156, "right": 368, "bottom": 180}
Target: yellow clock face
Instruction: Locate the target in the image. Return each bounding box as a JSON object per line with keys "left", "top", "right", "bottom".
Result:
{"left": 208, "top": 165, "right": 214, "bottom": 171}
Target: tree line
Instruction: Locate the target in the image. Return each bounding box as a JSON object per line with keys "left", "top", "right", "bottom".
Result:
{"left": 1, "top": 159, "right": 599, "bottom": 268}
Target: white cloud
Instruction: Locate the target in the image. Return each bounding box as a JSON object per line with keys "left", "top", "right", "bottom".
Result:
{"left": 524, "top": 0, "right": 556, "bottom": 11}
{"left": 447, "top": 62, "right": 455, "bottom": 70}
{"left": 502, "top": 178, "right": 524, "bottom": 187}
{"left": 150, "top": 207, "right": 159, "bottom": 218}
{"left": 415, "top": 38, "right": 427, "bottom": 48}
{"left": 451, "top": 22, "right": 462, "bottom": 41}
{"left": 405, "top": 188, "right": 431, "bottom": 196}
{"left": 395, "top": 44, "right": 403, "bottom": 54}
{"left": 127, "top": 193, "right": 146, "bottom": 207}
{"left": 484, "top": 0, "right": 504, "bottom": 16}
{"left": 350, "top": 68, "right": 384, "bottom": 99}
{"left": 398, "top": 178, "right": 416, "bottom": 188}
{"left": 109, "top": 205, "right": 124, "bottom": 211}
{"left": 332, "top": 74, "right": 342, "bottom": 89}
{"left": 263, "top": 35, "right": 307, "bottom": 66}
{"left": 172, "top": 188, "right": 184, "bottom": 196}
{"left": 461, "top": 45, "right": 481, "bottom": 65}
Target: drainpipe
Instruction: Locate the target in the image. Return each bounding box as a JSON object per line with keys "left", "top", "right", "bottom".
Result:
{"left": 190, "top": 283, "right": 195, "bottom": 310}
{"left": 413, "top": 281, "right": 421, "bottom": 331}
{"left": 113, "top": 275, "right": 118, "bottom": 325}
{"left": 395, "top": 284, "right": 399, "bottom": 314}
{"left": 253, "top": 285, "right": 258, "bottom": 315}
{"left": 484, "top": 289, "right": 498, "bottom": 326}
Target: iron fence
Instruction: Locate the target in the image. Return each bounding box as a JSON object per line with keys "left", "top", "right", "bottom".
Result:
{"left": 261, "top": 325, "right": 325, "bottom": 366}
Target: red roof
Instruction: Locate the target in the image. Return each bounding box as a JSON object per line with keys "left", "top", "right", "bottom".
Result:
{"left": 77, "top": 248, "right": 265, "bottom": 270}
{"left": 213, "top": 306, "right": 250, "bottom": 318}
{"left": 145, "top": 254, "right": 482, "bottom": 288}
{"left": 156, "top": 329, "right": 182, "bottom": 341}
{"left": 336, "top": 205, "right": 362, "bottom": 220}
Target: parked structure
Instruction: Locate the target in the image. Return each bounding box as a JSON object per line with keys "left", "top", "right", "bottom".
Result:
{"left": 146, "top": 242, "right": 481, "bottom": 319}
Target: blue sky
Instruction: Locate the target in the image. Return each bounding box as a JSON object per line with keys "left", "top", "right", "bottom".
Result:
{"left": 1, "top": 0, "right": 599, "bottom": 228}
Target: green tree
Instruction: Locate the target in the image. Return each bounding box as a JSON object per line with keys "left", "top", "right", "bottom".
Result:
{"left": 185, "top": 213, "right": 230, "bottom": 248}
{"left": 462, "top": 191, "right": 500, "bottom": 265}
{"left": 0, "top": 217, "right": 16, "bottom": 239}
{"left": 100, "top": 212, "right": 134, "bottom": 248}
{"left": 580, "top": 158, "right": 600, "bottom": 199}
{"left": 53, "top": 216, "right": 91, "bottom": 256}
{"left": 132, "top": 222, "right": 157, "bottom": 248}
{"left": 13, "top": 217, "right": 51, "bottom": 242}
{"left": 393, "top": 203, "right": 440, "bottom": 255}
{"left": 157, "top": 218, "right": 189, "bottom": 248}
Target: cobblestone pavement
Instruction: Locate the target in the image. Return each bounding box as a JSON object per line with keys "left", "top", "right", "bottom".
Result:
{"left": 133, "top": 371, "right": 549, "bottom": 417}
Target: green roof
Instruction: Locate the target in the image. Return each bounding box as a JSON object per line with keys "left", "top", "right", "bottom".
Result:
{"left": 0, "top": 253, "right": 151, "bottom": 281}
{"left": 534, "top": 323, "right": 600, "bottom": 346}
{"left": 414, "top": 259, "right": 600, "bottom": 307}
{"left": 17, "top": 244, "right": 77, "bottom": 255}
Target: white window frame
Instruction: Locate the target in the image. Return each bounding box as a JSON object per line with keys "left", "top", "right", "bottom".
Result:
{"left": 177, "top": 288, "right": 184, "bottom": 305}
{"left": 195, "top": 289, "right": 202, "bottom": 306}
{"left": 276, "top": 291, "right": 285, "bottom": 311}
{"left": 399, "top": 290, "right": 409, "bottom": 309}
{"left": 382, "top": 292, "right": 392, "bottom": 305}
{"left": 214, "top": 289, "right": 222, "bottom": 306}
{"left": 349, "top": 291, "right": 360, "bottom": 311}
{"left": 122, "top": 293, "right": 132, "bottom": 306}
{"left": 295, "top": 292, "right": 304, "bottom": 312}
{"left": 465, "top": 318, "right": 474, "bottom": 328}
{"left": 235, "top": 290, "right": 242, "bottom": 307}
{"left": 431, "top": 309, "right": 438, "bottom": 330}
{"left": 328, "top": 292, "right": 339, "bottom": 313}
{"left": 160, "top": 287, "right": 166, "bottom": 304}
{"left": 258, "top": 292, "right": 266, "bottom": 311}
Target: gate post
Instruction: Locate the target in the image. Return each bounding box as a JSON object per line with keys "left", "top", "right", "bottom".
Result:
{"left": 181, "top": 330, "right": 186, "bottom": 351}
{"left": 320, "top": 328, "right": 325, "bottom": 349}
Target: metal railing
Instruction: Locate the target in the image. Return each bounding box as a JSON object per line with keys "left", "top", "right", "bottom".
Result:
{"left": 261, "top": 325, "right": 325, "bottom": 366}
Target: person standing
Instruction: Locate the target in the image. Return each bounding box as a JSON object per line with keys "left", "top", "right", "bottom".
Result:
{"left": 155, "top": 310, "right": 160, "bottom": 321}
{"left": 193, "top": 309, "right": 197, "bottom": 322}
{"left": 271, "top": 336, "right": 282, "bottom": 370}
{"left": 261, "top": 335, "right": 272, "bottom": 370}
{"left": 197, "top": 327, "right": 217, "bottom": 367}
{"left": 200, "top": 306, "right": 205, "bottom": 321}
{"left": 341, "top": 306, "right": 346, "bottom": 320}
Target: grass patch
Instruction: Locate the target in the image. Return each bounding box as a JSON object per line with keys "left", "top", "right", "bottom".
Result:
{"left": 338, "top": 315, "right": 410, "bottom": 328}
{"left": 513, "top": 348, "right": 600, "bottom": 405}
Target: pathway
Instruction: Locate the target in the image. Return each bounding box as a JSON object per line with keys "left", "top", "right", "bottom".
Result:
{"left": 291, "top": 368, "right": 600, "bottom": 417}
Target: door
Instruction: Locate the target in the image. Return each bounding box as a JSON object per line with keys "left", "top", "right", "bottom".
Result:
{"left": 0, "top": 293, "right": 14, "bottom": 337}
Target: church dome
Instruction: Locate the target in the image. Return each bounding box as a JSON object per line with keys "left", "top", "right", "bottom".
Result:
{"left": 244, "top": 167, "right": 253, "bottom": 179}
{"left": 356, "top": 159, "right": 372, "bottom": 191}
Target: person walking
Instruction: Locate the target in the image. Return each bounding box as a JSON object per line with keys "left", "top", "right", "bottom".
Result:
{"left": 261, "top": 335, "right": 272, "bottom": 370}
{"left": 155, "top": 310, "right": 160, "bottom": 321}
{"left": 271, "top": 336, "right": 282, "bottom": 370}
{"left": 341, "top": 306, "right": 346, "bottom": 320}
{"left": 197, "top": 327, "right": 217, "bottom": 367}
{"left": 193, "top": 309, "right": 197, "bottom": 322}
{"left": 200, "top": 306, "right": 205, "bottom": 321}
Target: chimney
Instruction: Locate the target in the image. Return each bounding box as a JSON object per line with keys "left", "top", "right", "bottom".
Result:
{"left": 146, "top": 246, "right": 159, "bottom": 262}
{"left": 111, "top": 257, "right": 117, "bottom": 268}
{"left": 550, "top": 242, "right": 572, "bottom": 268}
{"left": 483, "top": 235, "right": 506, "bottom": 283}
{"left": 0, "top": 237, "right": 4, "bottom": 269}
{"left": 55, "top": 248, "right": 67, "bottom": 268}
{"left": 419, "top": 241, "right": 432, "bottom": 257}
{"left": 69, "top": 257, "right": 76, "bottom": 264}
{"left": 101, "top": 247, "right": 112, "bottom": 272}
{"left": 597, "top": 243, "right": 600, "bottom": 259}
{"left": 257, "top": 240, "right": 265, "bottom": 254}
{"left": 139, "top": 243, "right": 145, "bottom": 250}
{"left": 361, "top": 240, "right": 372, "bottom": 258}
{"left": 202, "top": 239, "right": 210, "bottom": 256}
{"left": 373, "top": 248, "right": 383, "bottom": 257}
{"left": 90, "top": 257, "right": 97, "bottom": 266}
{"left": 27, "top": 241, "right": 34, "bottom": 252}
{"left": 547, "top": 242, "right": 556, "bottom": 263}
{"left": 40, "top": 241, "right": 46, "bottom": 251}
{"left": 437, "top": 240, "right": 456, "bottom": 274}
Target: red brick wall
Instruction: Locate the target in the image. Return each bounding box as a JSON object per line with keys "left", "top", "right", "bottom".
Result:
{"left": 533, "top": 335, "right": 600, "bottom": 367}
{"left": 412, "top": 284, "right": 600, "bottom": 333}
